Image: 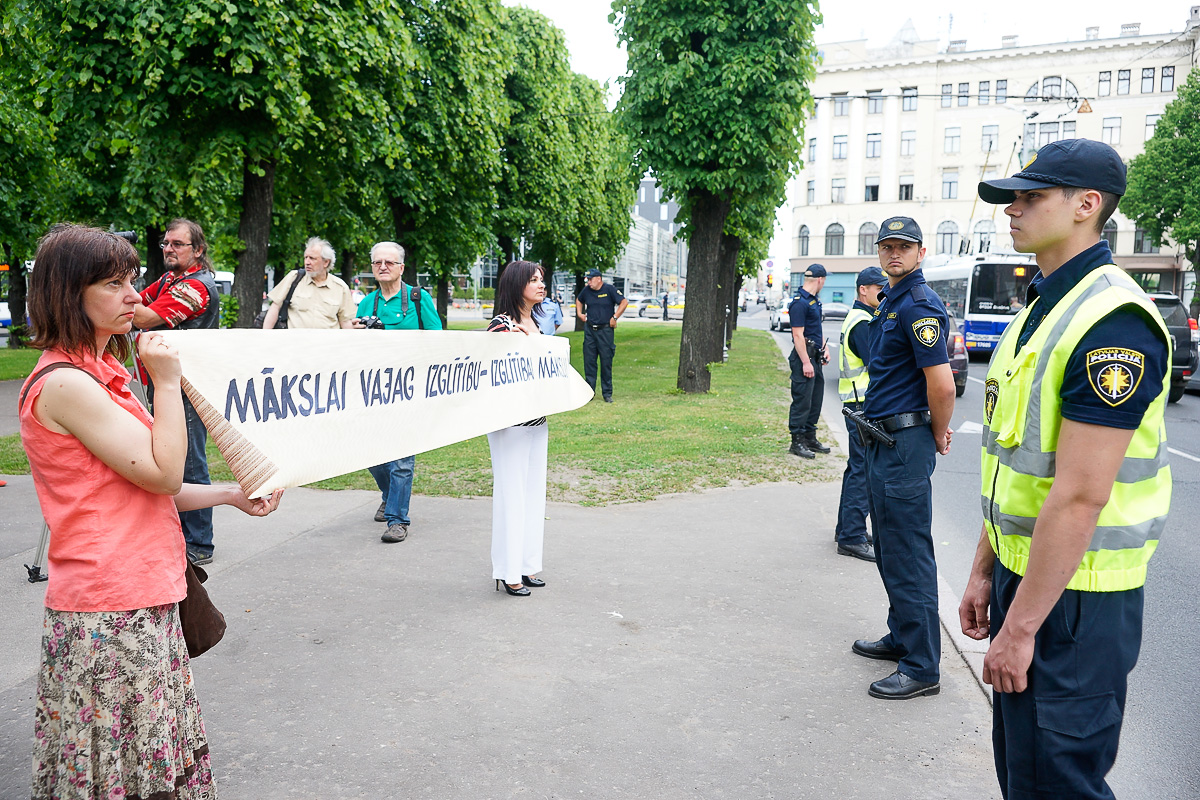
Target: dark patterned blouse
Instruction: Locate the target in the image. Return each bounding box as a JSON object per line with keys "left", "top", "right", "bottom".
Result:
{"left": 488, "top": 314, "right": 547, "bottom": 427}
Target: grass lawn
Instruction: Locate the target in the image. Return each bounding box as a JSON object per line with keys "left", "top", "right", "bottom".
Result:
{"left": 0, "top": 348, "right": 41, "bottom": 381}
{"left": 2, "top": 322, "right": 842, "bottom": 504}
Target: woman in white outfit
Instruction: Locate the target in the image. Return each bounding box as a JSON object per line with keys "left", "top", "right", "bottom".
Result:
{"left": 487, "top": 261, "right": 550, "bottom": 597}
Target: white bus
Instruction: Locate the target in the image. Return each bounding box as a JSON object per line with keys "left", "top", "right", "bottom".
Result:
{"left": 922, "top": 252, "right": 1037, "bottom": 356}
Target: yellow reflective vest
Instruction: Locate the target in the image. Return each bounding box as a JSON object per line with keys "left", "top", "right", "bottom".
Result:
{"left": 838, "top": 307, "right": 873, "bottom": 402}
{"left": 980, "top": 264, "right": 1171, "bottom": 592}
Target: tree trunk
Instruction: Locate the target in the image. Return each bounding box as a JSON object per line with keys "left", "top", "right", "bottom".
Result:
{"left": 389, "top": 197, "right": 419, "bottom": 265}
{"left": 717, "top": 235, "right": 742, "bottom": 355}
{"left": 436, "top": 275, "right": 450, "bottom": 329}
{"left": 339, "top": 249, "right": 355, "bottom": 286}
{"left": 144, "top": 224, "right": 165, "bottom": 285}
{"left": 498, "top": 235, "right": 515, "bottom": 274}
{"left": 573, "top": 272, "right": 585, "bottom": 332}
{"left": 234, "top": 157, "right": 276, "bottom": 328}
{"left": 4, "top": 242, "right": 29, "bottom": 347}
{"left": 677, "top": 189, "right": 732, "bottom": 392}
{"left": 731, "top": 275, "right": 744, "bottom": 337}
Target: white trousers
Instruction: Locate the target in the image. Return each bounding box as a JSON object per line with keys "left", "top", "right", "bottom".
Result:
{"left": 487, "top": 423, "right": 548, "bottom": 583}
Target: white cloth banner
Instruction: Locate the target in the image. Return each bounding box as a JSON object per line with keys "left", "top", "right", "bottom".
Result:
{"left": 158, "top": 329, "right": 593, "bottom": 497}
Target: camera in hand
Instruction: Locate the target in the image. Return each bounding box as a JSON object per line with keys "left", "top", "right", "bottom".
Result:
{"left": 356, "top": 315, "right": 385, "bottom": 330}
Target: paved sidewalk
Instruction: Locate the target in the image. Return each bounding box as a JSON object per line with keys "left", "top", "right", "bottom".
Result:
{"left": 0, "top": 475, "right": 998, "bottom": 799}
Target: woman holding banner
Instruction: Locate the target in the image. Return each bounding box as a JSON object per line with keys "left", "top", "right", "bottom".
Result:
{"left": 20, "top": 225, "right": 282, "bottom": 800}
{"left": 487, "top": 261, "right": 550, "bottom": 597}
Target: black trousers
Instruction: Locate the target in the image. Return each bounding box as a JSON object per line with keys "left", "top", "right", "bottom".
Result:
{"left": 787, "top": 349, "right": 823, "bottom": 436}
{"left": 583, "top": 324, "right": 615, "bottom": 398}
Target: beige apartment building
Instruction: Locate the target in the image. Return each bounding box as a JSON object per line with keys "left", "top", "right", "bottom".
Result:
{"left": 788, "top": 7, "right": 1200, "bottom": 305}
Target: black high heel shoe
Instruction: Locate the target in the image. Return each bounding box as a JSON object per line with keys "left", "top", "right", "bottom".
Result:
{"left": 496, "top": 579, "right": 530, "bottom": 597}
{"left": 521, "top": 575, "right": 545, "bottom": 588}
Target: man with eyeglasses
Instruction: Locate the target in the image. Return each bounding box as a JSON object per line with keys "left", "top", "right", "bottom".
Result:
{"left": 133, "top": 218, "right": 220, "bottom": 565}
{"left": 354, "top": 241, "right": 442, "bottom": 543}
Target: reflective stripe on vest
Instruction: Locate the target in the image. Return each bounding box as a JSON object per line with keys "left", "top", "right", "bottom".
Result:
{"left": 979, "top": 264, "right": 1172, "bottom": 592}
{"left": 838, "top": 308, "right": 873, "bottom": 402}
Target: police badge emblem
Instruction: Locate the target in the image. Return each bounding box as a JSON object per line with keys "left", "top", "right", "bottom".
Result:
{"left": 984, "top": 379, "right": 999, "bottom": 424}
{"left": 1086, "top": 348, "right": 1144, "bottom": 407}
{"left": 912, "top": 317, "right": 940, "bottom": 347}
{"left": 888, "top": 220, "right": 905, "bottom": 231}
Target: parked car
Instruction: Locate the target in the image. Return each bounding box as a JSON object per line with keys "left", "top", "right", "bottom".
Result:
{"left": 948, "top": 316, "right": 969, "bottom": 397}
{"left": 624, "top": 295, "right": 648, "bottom": 314}
{"left": 638, "top": 293, "right": 685, "bottom": 319}
{"left": 0, "top": 301, "right": 10, "bottom": 327}
{"left": 769, "top": 296, "right": 794, "bottom": 331}
{"left": 1148, "top": 293, "right": 1199, "bottom": 403}
{"left": 821, "top": 301, "right": 850, "bottom": 321}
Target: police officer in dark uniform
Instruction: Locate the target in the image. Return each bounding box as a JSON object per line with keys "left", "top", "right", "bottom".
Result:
{"left": 833, "top": 266, "right": 889, "bottom": 562}
{"left": 851, "top": 217, "right": 956, "bottom": 699}
{"left": 960, "top": 139, "right": 1171, "bottom": 799}
{"left": 575, "top": 268, "right": 628, "bottom": 403}
{"left": 787, "top": 264, "right": 830, "bottom": 459}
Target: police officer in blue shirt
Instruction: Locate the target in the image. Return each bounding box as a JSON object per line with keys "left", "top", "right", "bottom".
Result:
{"left": 851, "top": 217, "right": 956, "bottom": 700}
{"left": 787, "top": 264, "right": 830, "bottom": 459}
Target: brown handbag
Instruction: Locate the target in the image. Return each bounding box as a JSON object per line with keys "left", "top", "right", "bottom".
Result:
{"left": 179, "top": 561, "right": 227, "bottom": 658}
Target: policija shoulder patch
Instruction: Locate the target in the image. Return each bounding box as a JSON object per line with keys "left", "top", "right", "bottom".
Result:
{"left": 1086, "top": 348, "right": 1144, "bottom": 407}
{"left": 984, "top": 379, "right": 999, "bottom": 424}
{"left": 912, "top": 317, "right": 941, "bottom": 347}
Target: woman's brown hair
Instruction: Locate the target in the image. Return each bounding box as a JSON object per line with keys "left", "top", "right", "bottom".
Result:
{"left": 28, "top": 224, "right": 141, "bottom": 361}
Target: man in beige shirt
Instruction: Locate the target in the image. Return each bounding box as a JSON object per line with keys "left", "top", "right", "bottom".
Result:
{"left": 261, "top": 237, "right": 358, "bottom": 329}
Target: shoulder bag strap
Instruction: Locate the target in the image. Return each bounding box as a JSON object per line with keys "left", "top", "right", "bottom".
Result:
{"left": 277, "top": 270, "right": 304, "bottom": 325}
{"left": 412, "top": 286, "right": 425, "bottom": 330}
{"left": 19, "top": 363, "right": 105, "bottom": 412}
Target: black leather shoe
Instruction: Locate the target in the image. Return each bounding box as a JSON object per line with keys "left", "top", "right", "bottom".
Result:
{"left": 804, "top": 434, "right": 831, "bottom": 454}
{"left": 522, "top": 575, "right": 545, "bottom": 588}
{"left": 837, "top": 541, "right": 876, "bottom": 562}
{"left": 852, "top": 638, "right": 904, "bottom": 661}
{"left": 788, "top": 436, "right": 815, "bottom": 459}
{"left": 496, "top": 580, "right": 530, "bottom": 596}
{"left": 868, "top": 670, "right": 940, "bottom": 700}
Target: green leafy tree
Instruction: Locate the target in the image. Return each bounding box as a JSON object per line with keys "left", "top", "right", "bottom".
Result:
{"left": 1124, "top": 67, "right": 1200, "bottom": 316}
{"left": 613, "top": 0, "right": 819, "bottom": 391}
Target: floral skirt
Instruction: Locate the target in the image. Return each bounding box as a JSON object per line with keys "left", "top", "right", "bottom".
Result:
{"left": 32, "top": 603, "right": 216, "bottom": 800}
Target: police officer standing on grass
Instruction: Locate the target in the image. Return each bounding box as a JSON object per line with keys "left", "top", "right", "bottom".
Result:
{"left": 959, "top": 139, "right": 1171, "bottom": 800}
{"left": 575, "top": 267, "right": 627, "bottom": 403}
{"left": 833, "top": 266, "right": 889, "bottom": 562}
{"left": 851, "top": 216, "right": 955, "bottom": 700}
{"left": 787, "top": 264, "right": 830, "bottom": 459}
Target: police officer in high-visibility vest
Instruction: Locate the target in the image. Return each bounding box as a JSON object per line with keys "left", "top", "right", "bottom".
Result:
{"left": 833, "top": 266, "right": 889, "bottom": 562}
{"left": 851, "top": 216, "right": 956, "bottom": 700}
{"left": 959, "top": 139, "right": 1171, "bottom": 800}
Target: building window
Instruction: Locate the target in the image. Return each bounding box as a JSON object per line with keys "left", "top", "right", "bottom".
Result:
{"left": 996, "top": 80, "right": 1007, "bottom": 103}
{"left": 1102, "top": 116, "right": 1121, "bottom": 145}
{"left": 806, "top": 180, "right": 815, "bottom": 204}
{"left": 937, "top": 221, "right": 959, "bottom": 255}
{"left": 979, "top": 81, "right": 990, "bottom": 105}
{"left": 867, "top": 90, "right": 883, "bottom": 114}
{"left": 1142, "top": 68, "right": 1155, "bottom": 93}
{"left": 1043, "top": 76, "right": 1062, "bottom": 98}
{"left": 831, "top": 178, "right": 846, "bottom": 204}
{"left": 832, "top": 135, "right": 848, "bottom": 160}
{"left": 974, "top": 220, "right": 996, "bottom": 253}
{"left": 659, "top": 204, "right": 669, "bottom": 221}
{"left": 1101, "top": 220, "right": 1117, "bottom": 250}
{"left": 944, "top": 127, "right": 961, "bottom": 154}
{"left": 958, "top": 82, "right": 969, "bottom": 106}
{"left": 639, "top": 187, "right": 646, "bottom": 203}
{"left": 798, "top": 225, "right": 810, "bottom": 257}
{"left": 864, "top": 176, "right": 880, "bottom": 202}
{"left": 808, "top": 137, "right": 817, "bottom": 162}
{"left": 1062, "top": 121, "right": 1076, "bottom": 139}
{"left": 858, "top": 222, "right": 879, "bottom": 254}
{"left": 1117, "top": 70, "right": 1130, "bottom": 95}
{"left": 833, "top": 93, "right": 849, "bottom": 116}
{"left": 941, "top": 84, "right": 952, "bottom": 107}
{"left": 1145, "top": 114, "right": 1161, "bottom": 141}
{"left": 1134, "top": 228, "right": 1159, "bottom": 254}
{"left": 902, "top": 87, "right": 917, "bottom": 111}
{"left": 1162, "top": 66, "right": 1175, "bottom": 92}
{"left": 899, "top": 176, "right": 914, "bottom": 201}
{"left": 1098, "top": 71, "right": 1111, "bottom": 96}
{"left": 942, "top": 171, "right": 959, "bottom": 200}
{"left": 825, "top": 223, "right": 845, "bottom": 256}
{"left": 1039, "top": 122, "right": 1060, "bottom": 147}
{"left": 1025, "top": 122, "right": 1037, "bottom": 149}
{"left": 900, "top": 130, "right": 916, "bottom": 156}
{"left": 982, "top": 124, "right": 999, "bottom": 152}
{"left": 656, "top": 187, "right": 663, "bottom": 202}
{"left": 1025, "top": 80, "right": 1040, "bottom": 100}
{"left": 865, "top": 133, "right": 882, "bottom": 158}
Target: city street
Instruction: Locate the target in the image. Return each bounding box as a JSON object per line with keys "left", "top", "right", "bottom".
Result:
{"left": 741, "top": 301, "right": 1200, "bottom": 798}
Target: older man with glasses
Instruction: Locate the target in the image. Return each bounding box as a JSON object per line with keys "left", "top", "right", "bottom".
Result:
{"left": 353, "top": 241, "right": 442, "bottom": 543}
{"left": 261, "top": 237, "right": 358, "bottom": 329}
{"left": 133, "top": 218, "right": 221, "bottom": 565}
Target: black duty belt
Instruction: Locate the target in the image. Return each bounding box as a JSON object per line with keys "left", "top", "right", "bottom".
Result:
{"left": 588, "top": 323, "right": 607, "bottom": 330}
{"left": 873, "top": 411, "right": 932, "bottom": 433}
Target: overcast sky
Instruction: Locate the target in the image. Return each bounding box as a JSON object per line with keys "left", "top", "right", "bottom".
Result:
{"left": 502, "top": 0, "right": 1189, "bottom": 269}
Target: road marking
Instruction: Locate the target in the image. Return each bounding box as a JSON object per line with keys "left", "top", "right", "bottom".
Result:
{"left": 956, "top": 420, "right": 983, "bottom": 434}
{"left": 969, "top": 376, "right": 986, "bottom": 385}
{"left": 1169, "top": 447, "right": 1200, "bottom": 464}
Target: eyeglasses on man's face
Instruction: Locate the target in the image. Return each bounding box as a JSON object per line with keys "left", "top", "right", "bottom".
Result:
{"left": 160, "top": 240, "right": 193, "bottom": 250}
{"left": 371, "top": 260, "right": 401, "bottom": 268}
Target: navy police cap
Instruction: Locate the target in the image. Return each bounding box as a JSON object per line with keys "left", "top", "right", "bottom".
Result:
{"left": 585, "top": 268, "right": 602, "bottom": 278}
{"left": 876, "top": 216, "right": 923, "bottom": 245}
{"left": 856, "top": 266, "right": 888, "bottom": 286}
{"left": 978, "top": 138, "right": 1126, "bottom": 204}
{"left": 804, "top": 263, "right": 827, "bottom": 278}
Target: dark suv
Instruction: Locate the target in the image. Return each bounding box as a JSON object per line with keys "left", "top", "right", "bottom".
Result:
{"left": 1148, "top": 293, "right": 1199, "bottom": 403}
